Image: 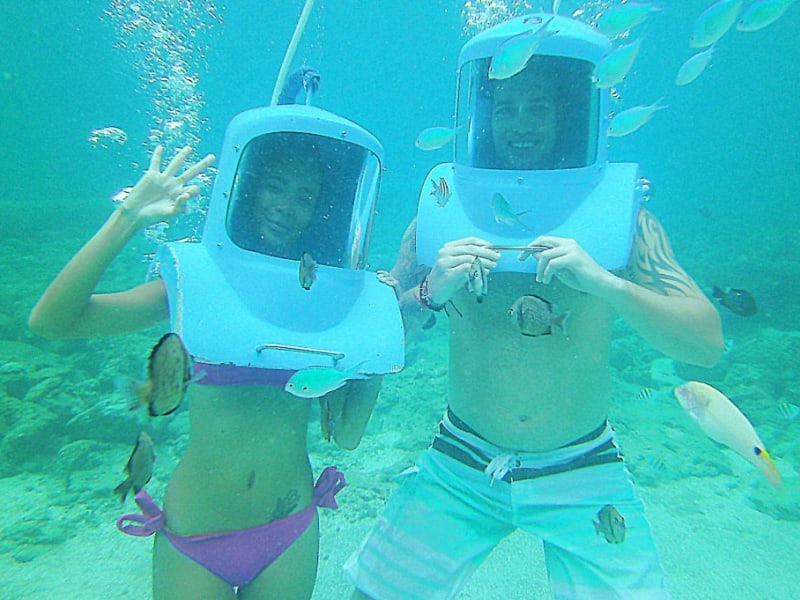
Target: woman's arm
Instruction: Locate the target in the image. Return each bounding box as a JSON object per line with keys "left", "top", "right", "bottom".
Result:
{"left": 29, "top": 146, "right": 214, "bottom": 339}
{"left": 321, "top": 376, "right": 383, "bottom": 450}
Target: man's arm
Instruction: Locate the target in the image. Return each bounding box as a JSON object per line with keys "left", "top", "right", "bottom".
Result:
{"left": 531, "top": 208, "right": 724, "bottom": 367}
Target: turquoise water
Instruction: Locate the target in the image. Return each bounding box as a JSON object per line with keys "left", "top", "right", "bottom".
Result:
{"left": 1, "top": 1, "right": 799, "bottom": 598}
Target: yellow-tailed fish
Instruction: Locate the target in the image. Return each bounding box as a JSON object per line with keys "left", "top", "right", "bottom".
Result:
{"left": 594, "top": 38, "right": 643, "bottom": 89}
{"left": 299, "top": 251, "right": 318, "bottom": 290}
{"left": 608, "top": 97, "right": 668, "bottom": 138}
{"left": 488, "top": 17, "right": 558, "bottom": 81}
{"left": 675, "top": 46, "right": 716, "bottom": 86}
{"left": 736, "top": 0, "right": 796, "bottom": 32}
{"left": 467, "top": 256, "right": 488, "bottom": 302}
{"left": 690, "top": 0, "right": 743, "bottom": 48}
{"left": 593, "top": 504, "right": 626, "bottom": 544}
{"left": 284, "top": 362, "right": 369, "bottom": 399}
{"left": 673, "top": 381, "right": 782, "bottom": 489}
{"left": 596, "top": 2, "right": 662, "bottom": 38}
{"left": 114, "top": 431, "right": 155, "bottom": 503}
{"left": 491, "top": 192, "right": 530, "bottom": 228}
{"left": 416, "top": 126, "right": 457, "bottom": 151}
{"left": 429, "top": 176, "right": 452, "bottom": 208}
{"left": 136, "top": 332, "right": 195, "bottom": 417}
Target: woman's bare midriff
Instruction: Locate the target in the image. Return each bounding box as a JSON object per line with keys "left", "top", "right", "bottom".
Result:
{"left": 163, "top": 384, "right": 315, "bottom": 534}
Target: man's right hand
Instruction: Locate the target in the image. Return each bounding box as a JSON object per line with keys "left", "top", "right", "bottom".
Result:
{"left": 425, "top": 237, "right": 500, "bottom": 305}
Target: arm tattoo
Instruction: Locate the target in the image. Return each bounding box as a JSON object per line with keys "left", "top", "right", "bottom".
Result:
{"left": 630, "top": 209, "right": 701, "bottom": 297}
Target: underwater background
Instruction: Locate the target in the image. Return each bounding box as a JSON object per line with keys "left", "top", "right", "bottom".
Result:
{"left": 1, "top": 0, "right": 799, "bottom": 598}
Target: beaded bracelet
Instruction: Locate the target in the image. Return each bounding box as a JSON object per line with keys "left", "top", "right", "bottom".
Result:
{"left": 417, "top": 278, "right": 446, "bottom": 312}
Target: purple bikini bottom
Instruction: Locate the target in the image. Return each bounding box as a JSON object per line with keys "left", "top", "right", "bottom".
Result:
{"left": 117, "top": 466, "right": 346, "bottom": 588}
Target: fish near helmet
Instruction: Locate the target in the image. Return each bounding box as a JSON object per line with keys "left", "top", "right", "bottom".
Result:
{"left": 450, "top": 14, "right": 615, "bottom": 234}
{"left": 454, "top": 14, "right": 612, "bottom": 174}
{"left": 203, "top": 105, "right": 384, "bottom": 270}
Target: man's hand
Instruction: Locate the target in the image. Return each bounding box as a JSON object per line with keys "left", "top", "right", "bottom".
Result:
{"left": 522, "top": 236, "right": 616, "bottom": 296}
{"left": 426, "top": 237, "right": 501, "bottom": 304}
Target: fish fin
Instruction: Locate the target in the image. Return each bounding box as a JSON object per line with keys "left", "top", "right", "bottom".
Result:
{"left": 712, "top": 286, "right": 724, "bottom": 298}
{"left": 113, "top": 479, "right": 132, "bottom": 504}
{"left": 129, "top": 381, "right": 153, "bottom": 412}
{"left": 555, "top": 311, "right": 571, "bottom": 337}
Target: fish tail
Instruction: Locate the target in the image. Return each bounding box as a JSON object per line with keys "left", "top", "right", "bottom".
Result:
{"left": 113, "top": 479, "right": 132, "bottom": 504}
{"left": 130, "top": 381, "right": 153, "bottom": 412}
{"left": 556, "top": 311, "right": 571, "bottom": 337}
{"left": 756, "top": 447, "right": 783, "bottom": 490}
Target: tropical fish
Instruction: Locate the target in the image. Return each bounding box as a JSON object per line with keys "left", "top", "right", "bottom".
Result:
{"left": 488, "top": 17, "right": 558, "bottom": 81}
{"left": 467, "top": 256, "right": 488, "bottom": 302}
{"left": 690, "top": 0, "right": 743, "bottom": 48}
{"left": 594, "top": 38, "right": 643, "bottom": 89}
{"left": 675, "top": 46, "right": 715, "bottom": 86}
{"left": 712, "top": 286, "right": 757, "bottom": 316}
{"left": 491, "top": 192, "right": 530, "bottom": 228}
{"left": 111, "top": 186, "right": 133, "bottom": 204}
{"left": 415, "top": 126, "right": 458, "bottom": 151}
{"left": 508, "top": 294, "right": 569, "bottom": 337}
{"left": 777, "top": 401, "right": 800, "bottom": 420}
{"left": 736, "top": 0, "right": 796, "bottom": 32}
{"left": 638, "top": 387, "right": 655, "bottom": 402}
{"left": 284, "top": 363, "right": 369, "bottom": 399}
{"left": 596, "top": 2, "right": 662, "bottom": 37}
{"left": 608, "top": 97, "right": 668, "bottom": 138}
{"left": 673, "top": 381, "right": 782, "bottom": 489}
{"left": 429, "top": 176, "right": 452, "bottom": 208}
{"left": 114, "top": 431, "right": 155, "bottom": 503}
{"left": 594, "top": 504, "right": 626, "bottom": 544}
{"left": 88, "top": 125, "right": 128, "bottom": 147}
{"left": 135, "top": 333, "right": 195, "bottom": 417}
{"left": 299, "top": 251, "right": 318, "bottom": 290}
{"left": 552, "top": 0, "right": 562, "bottom": 15}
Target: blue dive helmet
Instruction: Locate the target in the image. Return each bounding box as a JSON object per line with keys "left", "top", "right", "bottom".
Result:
{"left": 157, "top": 105, "right": 403, "bottom": 376}
{"left": 203, "top": 105, "right": 382, "bottom": 269}
{"left": 453, "top": 13, "right": 613, "bottom": 234}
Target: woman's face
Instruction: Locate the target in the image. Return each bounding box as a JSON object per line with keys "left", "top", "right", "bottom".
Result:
{"left": 491, "top": 71, "right": 558, "bottom": 170}
{"left": 252, "top": 158, "right": 322, "bottom": 252}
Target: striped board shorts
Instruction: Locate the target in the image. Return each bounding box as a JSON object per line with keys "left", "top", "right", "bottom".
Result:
{"left": 344, "top": 408, "right": 668, "bottom": 600}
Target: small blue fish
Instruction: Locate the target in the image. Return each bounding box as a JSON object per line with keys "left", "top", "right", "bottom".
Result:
{"left": 491, "top": 192, "right": 530, "bottom": 228}
{"left": 416, "top": 126, "right": 457, "bottom": 151}
{"left": 596, "top": 2, "right": 662, "bottom": 37}
{"left": 429, "top": 176, "right": 452, "bottom": 208}
{"left": 638, "top": 387, "right": 655, "bottom": 402}
{"left": 298, "top": 251, "right": 317, "bottom": 291}
{"left": 608, "top": 97, "right": 668, "bottom": 138}
{"left": 690, "top": 0, "right": 743, "bottom": 48}
{"left": 594, "top": 38, "right": 643, "bottom": 89}
{"left": 777, "top": 401, "right": 800, "bottom": 420}
{"left": 285, "top": 363, "right": 369, "bottom": 399}
{"left": 111, "top": 186, "right": 133, "bottom": 204}
{"left": 675, "top": 46, "right": 716, "bottom": 86}
{"left": 736, "top": 0, "right": 796, "bottom": 32}
{"left": 488, "top": 17, "right": 558, "bottom": 81}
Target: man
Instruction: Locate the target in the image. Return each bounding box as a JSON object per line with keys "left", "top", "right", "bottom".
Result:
{"left": 346, "top": 14, "right": 723, "bottom": 600}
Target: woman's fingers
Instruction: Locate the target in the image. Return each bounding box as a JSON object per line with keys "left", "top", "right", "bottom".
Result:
{"left": 148, "top": 145, "right": 164, "bottom": 172}
{"left": 179, "top": 153, "right": 215, "bottom": 183}
{"left": 163, "top": 146, "right": 193, "bottom": 178}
